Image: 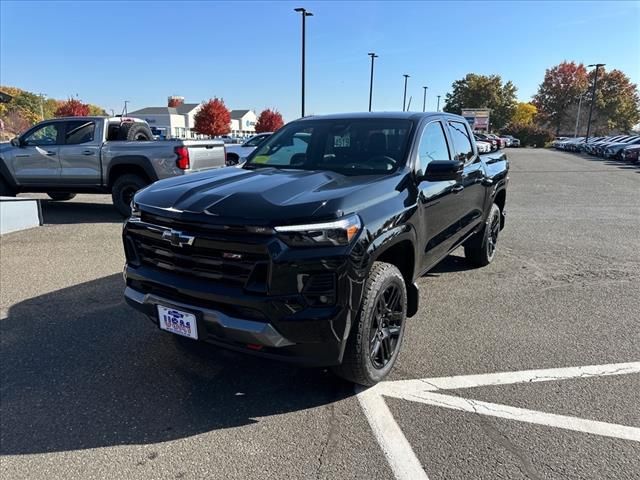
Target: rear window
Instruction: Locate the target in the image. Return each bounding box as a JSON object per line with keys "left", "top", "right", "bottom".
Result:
{"left": 245, "top": 119, "right": 413, "bottom": 175}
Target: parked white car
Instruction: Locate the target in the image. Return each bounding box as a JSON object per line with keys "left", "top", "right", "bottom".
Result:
{"left": 476, "top": 140, "right": 492, "bottom": 153}
{"left": 225, "top": 133, "right": 273, "bottom": 165}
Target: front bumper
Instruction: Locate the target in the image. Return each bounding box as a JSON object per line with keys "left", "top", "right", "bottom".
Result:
{"left": 123, "top": 264, "right": 352, "bottom": 367}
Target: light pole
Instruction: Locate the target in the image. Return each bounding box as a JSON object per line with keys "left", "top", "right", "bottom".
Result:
{"left": 294, "top": 7, "right": 313, "bottom": 117}
{"left": 585, "top": 63, "right": 605, "bottom": 144}
{"left": 402, "top": 74, "right": 410, "bottom": 111}
{"left": 368, "top": 52, "right": 378, "bottom": 112}
{"left": 574, "top": 91, "right": 588, "bottom": 137}
{"left": 436, "top": 95, "right": 441, "bottom": 112}
{"left": 422, "top": 86, "right": 428, "bottom": 112}
{"left": 123, "top": 100, "right": 130, "bottom": 116}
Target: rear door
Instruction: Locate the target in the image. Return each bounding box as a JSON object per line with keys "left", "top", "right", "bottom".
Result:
{"left": 415, "top": 120, "right": 460, "bottom": 270}
{"left": 13, "top": 121, "right": 63, "bottom": 185}
{"left": 446, "top": 120, "right": 487, "bottom": 239}
{"left": 58, "top": 119, "right": 102, "bottom": 186}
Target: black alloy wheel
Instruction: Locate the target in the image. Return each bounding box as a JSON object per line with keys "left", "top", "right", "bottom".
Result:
{"left": 369, "top": 283, "right": 404, "bottom": 369}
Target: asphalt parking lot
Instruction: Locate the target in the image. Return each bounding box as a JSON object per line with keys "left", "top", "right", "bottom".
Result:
{"left": 1, "top": 148, "right": 639, "bottom": 480}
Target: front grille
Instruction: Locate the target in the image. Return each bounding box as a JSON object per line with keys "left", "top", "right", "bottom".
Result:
{"left": 127, "top": 223, "right": 270, "bottom": 287}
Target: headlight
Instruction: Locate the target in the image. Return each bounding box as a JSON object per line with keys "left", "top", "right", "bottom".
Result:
{"left": 274, "top": 215, "right": 361, "bottom": 247}
{"left": 130, "top": 199, "right": 141, "bottom": 218}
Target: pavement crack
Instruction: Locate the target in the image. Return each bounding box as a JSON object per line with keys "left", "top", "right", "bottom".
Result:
{"left": 315, "top": 402, "right": 338, "bottom": 479}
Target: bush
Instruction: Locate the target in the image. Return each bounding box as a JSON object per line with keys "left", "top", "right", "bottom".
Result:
{"left": 501, "top": 123, "right": 554, "bottom": 147}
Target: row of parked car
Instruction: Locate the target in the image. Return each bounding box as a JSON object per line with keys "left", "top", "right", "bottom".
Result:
{"left": 474, "top": 133, "right": 520, "bottom": 153}
{"left": 552, "top": 134, "right": 640, "bottom": 163}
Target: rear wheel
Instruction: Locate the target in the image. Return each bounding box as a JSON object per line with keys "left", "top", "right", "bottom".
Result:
{"left": 465, "top": 203, "right": 501, "bottom": 267}
{"left": 332, "top": 262, "right": 407, "bottom": 386}
{"left": 226, "top": 153, "right": 239, "bottom": 166}
{"left": 111, "top": 174, "right": 148, "bottom": 217}
{"left": 47, "top": 192, "right": 76, "bottom": 201}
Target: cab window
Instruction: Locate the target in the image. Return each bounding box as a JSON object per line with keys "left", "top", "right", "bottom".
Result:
{"left": 448, "top": 121, "right": 475, "bottom": 163}
{"left": 417, "top": 121, "right": 450, "bottom": 173}
{"left": 65, "top": 120, "right": 95, "bottom": 145}
{"left": 22, "top": 123, "right": 61, "bottom": 146}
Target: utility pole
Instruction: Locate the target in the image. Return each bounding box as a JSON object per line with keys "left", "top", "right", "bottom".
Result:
{"left": 294, "top": 7, "right": 313, "bottom": 117}
{"left": 585, "top": 63, "right": 605, "bottom": 144}
{"left": 368, "top": 52, "right": 378, "bottom": 112}
{"left": 402, "top": 74, "right": 410, "bottom": 112}
{"left": 422, "top": 86, "right": 428, "bottom": 112}
{"left": 436, "top": 95, "right": 441, "bottom": 112}
{"left": 574, "top": 91, "right": 588, "bottom": 137}
{"left": 37, "top": 93, "right": 46, "bottom": 120}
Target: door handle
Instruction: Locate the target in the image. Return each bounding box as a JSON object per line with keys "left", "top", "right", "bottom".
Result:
{"left": 45, "top": 151, "right": 56, "bottom": 156}
{"left": 82, "top": 150, "right": 94, "bottom": 155}
{"left": 452, "top": 184, "right": 464, "bottom": 193}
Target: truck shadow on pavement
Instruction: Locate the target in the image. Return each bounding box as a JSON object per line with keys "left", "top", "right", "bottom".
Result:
{"left": 40, "top": 200, "right": 123, "bottom": 225}
{"left": 0, "top": 274, "right": 353, "bottom": 455}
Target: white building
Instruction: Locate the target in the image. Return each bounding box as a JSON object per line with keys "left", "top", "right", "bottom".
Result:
{"left": 129, "top": 99, "right": 203, "bottom": 139}
{"left": 230, "top": 110, "right": 258, "bottom": 137}
{"left": 129, "top": 97, "right": 258, "bottom": 139}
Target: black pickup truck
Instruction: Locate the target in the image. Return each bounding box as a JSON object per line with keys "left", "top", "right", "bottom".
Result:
{"left": 122, "top": 112, "right": 508, "bottom": 385}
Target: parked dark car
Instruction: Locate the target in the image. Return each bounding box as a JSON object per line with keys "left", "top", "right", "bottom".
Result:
{"left": 621, "top": 144, "right": 640, "bottom": 163}
{"left": 603, "top": 136, "right": 640, "bottom": 159}
{"left": 121, "top": 112, "right": 509, "bottom": 385}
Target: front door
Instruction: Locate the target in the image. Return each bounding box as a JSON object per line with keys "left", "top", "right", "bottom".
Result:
{"left": 58, "top": 119, "right": 102, "bottom": 186}
{"left": 13, "top": 122, "right": 62, "bottom": 185}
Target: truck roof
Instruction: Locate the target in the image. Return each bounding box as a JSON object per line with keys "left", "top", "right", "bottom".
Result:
{"left": 296, "top": 111, "right": 459, "bottom": 122}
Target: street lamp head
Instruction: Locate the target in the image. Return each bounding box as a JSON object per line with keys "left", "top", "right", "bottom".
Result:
{"left": 587, "top": 63, "right": 606, "bottom": 67}
{"left": 368, "top": 52, "right": 378, "bottom": 58}
{"left": 305, "top": 11, "right": 313, "bottom": 16}
{"left": 423, "top": 86, "right": 428, "bottom": 90}
{"left": 294, "top": 7, "right": 305, "bottom": 12}
{"left": 403, "top": 74, "right": 410, "bottom": 79}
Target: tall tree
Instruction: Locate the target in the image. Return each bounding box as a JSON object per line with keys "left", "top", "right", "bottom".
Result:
{"left": 532, "top": 61, "right": 589, "bottom": 135}
{"left": 443, "top": 74, "right": 517, "bottom": 130}
{"left": 193, "top": 98, "right": 231, "bottom": 137}
{"left": 586, "top": 68, "right": 640, "bottom": 134}
{"left": 511, "top": 102, "right": 537, "bottom": 125}
{"left": 55, "top": 98, "right": 90, "bottom": 117}
{"left": 255, "top": 109, "right": 284, "bottom": 133}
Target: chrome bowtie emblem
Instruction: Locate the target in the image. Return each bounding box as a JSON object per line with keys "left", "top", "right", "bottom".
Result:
{"left": 161, "top": 229, "right": 195, "bottom": 247}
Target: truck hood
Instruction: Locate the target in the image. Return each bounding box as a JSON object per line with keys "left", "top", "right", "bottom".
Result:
{"left": 136, "top": 166, "right": 403, "bottom": 224}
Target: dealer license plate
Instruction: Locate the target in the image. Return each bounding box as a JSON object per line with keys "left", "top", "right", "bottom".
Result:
{"left": 157, "top": 305, "right": 198, "bottom": 340}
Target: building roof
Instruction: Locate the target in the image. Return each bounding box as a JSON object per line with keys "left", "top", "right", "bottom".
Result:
{"left": 230, "top": 109, "right": 252, "bottom": 119}
{"left": 176, "top": 103, "right": 200, "bottom": 114}
{"left": 128, "top": 107, "right": 178, "bottom": 115}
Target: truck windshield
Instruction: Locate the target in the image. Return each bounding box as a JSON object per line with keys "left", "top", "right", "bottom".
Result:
{"left": 244, "top": 119, "right": 413, "bottom": 175}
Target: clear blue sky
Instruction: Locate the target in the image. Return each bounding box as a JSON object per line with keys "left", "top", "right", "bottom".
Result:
{"left": 1, "top": 1, "right": 639, "bottom": 121}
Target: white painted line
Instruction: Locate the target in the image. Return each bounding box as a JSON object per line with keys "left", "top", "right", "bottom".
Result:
{"left": 357, "top": 385, "right": 430, "bottom": 480}
{"left": 388, "top": 391, "right": 640, "bottom": 442}
{"left": 377, "top": 362, "right": 640, "bottom": 396}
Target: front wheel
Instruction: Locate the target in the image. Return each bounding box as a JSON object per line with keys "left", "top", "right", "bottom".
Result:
{"left": 464, "top": 203, "right": 501, "bottom": 267}
{"left": 332, "top": 262, "right": 407, "bottom": 386}
{"left": 111, "top": 174, "right": 148, "bottom": 217}
{"left": 47, "top": 192, "right": 76, "bottom": 201}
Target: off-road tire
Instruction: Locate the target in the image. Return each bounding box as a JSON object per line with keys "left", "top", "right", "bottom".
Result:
{"left": 332, "top": 262, "right": 407, "bottom": 386}
{"left": 47, "top": 192, "right": 76, "bottom": 201}
{"left": 226, "top": 153, "right": 240, "bottom": 166}
{"left": 111, "top": 174, "right": 148, "bottom": 217}
{"left": 118, "top": 122, "right": 153, "bottom": 141}
{"left": 464, "top": 203, "right": 501, "bottom": 267}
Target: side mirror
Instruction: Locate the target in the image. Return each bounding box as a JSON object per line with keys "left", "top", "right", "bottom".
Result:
{"left": 10, "top": 137, "right": 22, "bottom": 147}
{"left": 422, "top": 160, "right": 463, "bottom": 182}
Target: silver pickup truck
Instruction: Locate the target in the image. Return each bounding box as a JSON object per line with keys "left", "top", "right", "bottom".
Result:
{"left": 0, "top": 116, "right": 226, "bottom": 216}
